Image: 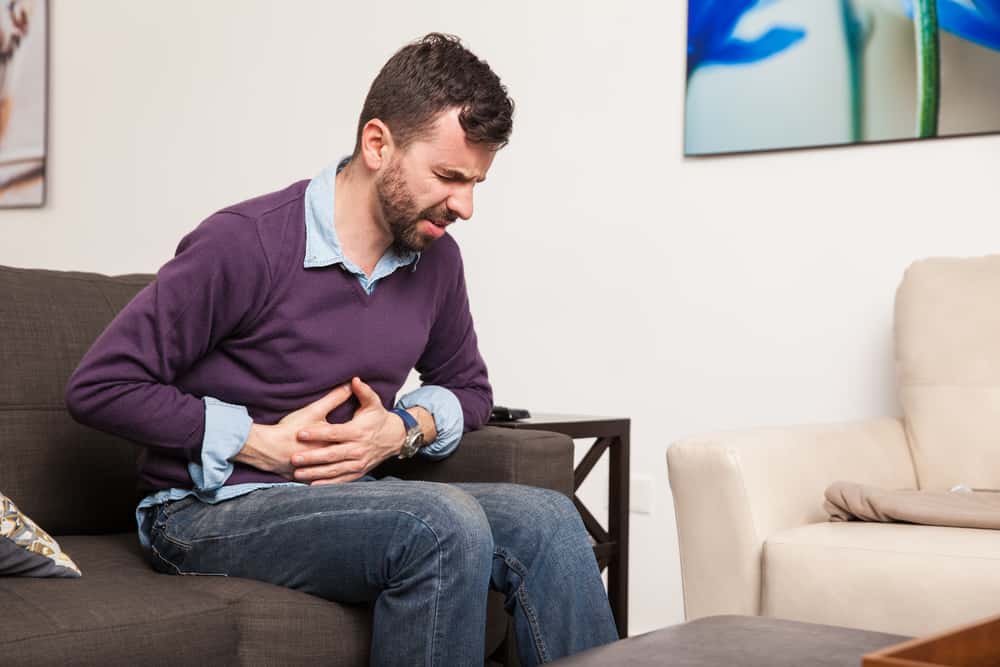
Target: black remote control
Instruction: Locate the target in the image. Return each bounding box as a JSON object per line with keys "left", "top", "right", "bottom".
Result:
{"left": 490, "top": 406, "right": 531, "bottom": 422}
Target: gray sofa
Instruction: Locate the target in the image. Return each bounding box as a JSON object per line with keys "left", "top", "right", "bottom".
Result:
{"left": 0, "top": 264, "right": 575, "bottom": 665}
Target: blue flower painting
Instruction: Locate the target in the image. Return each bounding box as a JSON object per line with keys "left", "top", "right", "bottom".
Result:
{"left": 902, "top": 0, "right": 1000, "bottom": 51}
{"left": 687, "top": 0, "right": 806, "bottom": 79}
{"left": 685, "top": 0, "right": 1000, "bottom": 155}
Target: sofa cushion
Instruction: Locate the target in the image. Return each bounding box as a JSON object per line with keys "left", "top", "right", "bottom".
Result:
{"left": 1, "top": 532, "right": 372, "bottom": 665}
{"left": 762, "top": 522, "right": 1000, "bottom": 636}
{"left": 1, "top": 491, "right": 80, "bottom": 577}
{"left": 0, "top": 266, "right": 152, "bottom": 535}
{"left": 895, "top": 256, "right": 1000, "bottom": 490}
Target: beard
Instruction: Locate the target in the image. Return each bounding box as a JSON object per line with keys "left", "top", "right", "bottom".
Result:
{"left": 375, "top": 159, "right": 455, "bottom": 254}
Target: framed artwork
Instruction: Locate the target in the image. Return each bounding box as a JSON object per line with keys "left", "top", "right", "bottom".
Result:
{"left": 0, "top": 0, "right": 46, "bottom": 207}
{"left": 685, "top": 0, "right": 1000, "bottom": 155}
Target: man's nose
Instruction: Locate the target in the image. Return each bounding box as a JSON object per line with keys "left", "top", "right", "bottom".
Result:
{"left": 447, "top": 184, "right": 474, "bottom": 221}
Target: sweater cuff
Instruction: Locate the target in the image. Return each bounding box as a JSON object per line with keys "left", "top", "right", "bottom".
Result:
{"left": 396, "top": 386, "right": 463, "bottom": 460}
{"left": 188, "top": 397, "right": 252, "bottom": 491}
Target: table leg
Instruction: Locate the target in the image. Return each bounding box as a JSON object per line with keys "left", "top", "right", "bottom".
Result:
{"left": 608, "top": 432, "right": 630, "bottom": 638}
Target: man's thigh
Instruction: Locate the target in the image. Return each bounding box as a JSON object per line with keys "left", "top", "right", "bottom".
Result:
{"left": 146, "top": 479, "right": 491, "bottom": 602}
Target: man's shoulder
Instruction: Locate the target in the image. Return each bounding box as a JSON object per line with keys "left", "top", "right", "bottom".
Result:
{"left": 202, "top": 179, "right": 308, "bottom": 247}
{"left": 179, "top": 180, "right": 310, "bottom": 275}
{"left": 217, "top": 180, "right": 310, "bottom": 222}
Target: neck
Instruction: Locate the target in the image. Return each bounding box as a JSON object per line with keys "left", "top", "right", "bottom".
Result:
{"left": 334, "top": 161, "right": 393, "bottom": 276}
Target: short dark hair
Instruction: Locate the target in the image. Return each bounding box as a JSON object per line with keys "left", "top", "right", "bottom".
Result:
{"left": 353, "top": 33, "right": 514, "bottom": 155}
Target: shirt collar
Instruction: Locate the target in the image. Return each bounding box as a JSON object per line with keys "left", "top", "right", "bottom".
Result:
{"left": 303, "top": 156, "right": 419, "bottom": 272}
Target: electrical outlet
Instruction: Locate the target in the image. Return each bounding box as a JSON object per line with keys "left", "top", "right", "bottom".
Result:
{"left": 630, "top": 475, "right": 653, "bottom": 514}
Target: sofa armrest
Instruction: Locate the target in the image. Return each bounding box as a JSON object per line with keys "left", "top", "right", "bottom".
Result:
{"left": 666, "top": 417, "right": 915, "bottom": 620}
{"left": 375, "top": 426, "right": 574, "bottom": 497}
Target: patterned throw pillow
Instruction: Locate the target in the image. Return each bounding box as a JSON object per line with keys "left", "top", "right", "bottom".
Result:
{"left": 0, "top": 492, "right": 81, "bottom": 577}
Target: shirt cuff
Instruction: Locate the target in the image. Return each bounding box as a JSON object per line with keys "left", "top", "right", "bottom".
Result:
{"left": 396, "top": 386, "right": 463, "bottom": 460}
{"left": 188, "top": 397, "right": 252, "bottom": 492}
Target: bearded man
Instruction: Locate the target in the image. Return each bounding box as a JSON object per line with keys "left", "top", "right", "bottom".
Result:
{"left": 65, "top": 33, "right": 618, "bottom": 666}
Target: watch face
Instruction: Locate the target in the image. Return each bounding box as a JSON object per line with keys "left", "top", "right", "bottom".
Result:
{"left": 399, "top": 426, "right": 424, "bottom": 459}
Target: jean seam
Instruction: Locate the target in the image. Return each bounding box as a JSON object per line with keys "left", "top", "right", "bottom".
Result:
{"left": 152, "top": 498, "right": 196, "bottom": 545}
{"left": 151, "top": 539, "right": 233, "bottom": 577}
{"left": 161, "top": 532, "right": 193, "bottom": 550}
{"left": 495, "top": 546, "right": 549, "bottom": 664}
{"left": 517, "top": 586, "right": 550, "bottom": 664}
{"left": 149, "top": 542, "right": 183, "bottom": 575}
{"left": 401, "top": 510, "right": 443, "bottom": 667}
{"left": 151, "top": 509, "right": 194, "bottom": 550}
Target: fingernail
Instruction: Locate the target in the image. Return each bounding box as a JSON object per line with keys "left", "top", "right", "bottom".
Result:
{"left": 299, "top": 431, "right": 309, "bottom": 438}
{"left": 293, "top": 455, "right": 304, "bottom": 464}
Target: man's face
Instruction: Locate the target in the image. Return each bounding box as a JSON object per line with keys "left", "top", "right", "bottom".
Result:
{"left": 375, "top": 108, "right": 496, "bottom": 253}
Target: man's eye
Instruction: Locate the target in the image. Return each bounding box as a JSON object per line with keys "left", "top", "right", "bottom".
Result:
{"left": 436, "top": 173, "right": 457, "bottom": 182}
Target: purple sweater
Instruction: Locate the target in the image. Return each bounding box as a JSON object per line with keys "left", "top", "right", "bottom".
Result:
{"left": 65, "top": 180, "right": 492, "bottom": 493}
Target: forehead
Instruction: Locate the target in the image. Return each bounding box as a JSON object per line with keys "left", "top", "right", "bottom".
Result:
{"left": 403, "top": 108, "right": 495, "bottom": 178}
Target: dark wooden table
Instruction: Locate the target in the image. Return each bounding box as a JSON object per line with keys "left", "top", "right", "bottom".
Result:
{"left": 488, "top": 413, "right": 630, "bottom": 638}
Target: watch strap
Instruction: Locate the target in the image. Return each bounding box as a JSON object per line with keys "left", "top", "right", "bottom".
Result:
{"left": 391, "top": 407, "right": 424, "bottom": 459}
{"left": 391, "top": 407, "right": 418, "bottom": 431}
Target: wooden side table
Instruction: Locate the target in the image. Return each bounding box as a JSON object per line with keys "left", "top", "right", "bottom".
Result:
{"left": 488, "top": 413, "right": 630, "bottom": 638}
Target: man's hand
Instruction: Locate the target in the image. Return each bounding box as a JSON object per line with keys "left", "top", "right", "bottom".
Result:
{"left": 231, "top": 383, "right": 354, "bottom": 479}
{"left": 291, "top": 376, "right": 409, "bottom": 485}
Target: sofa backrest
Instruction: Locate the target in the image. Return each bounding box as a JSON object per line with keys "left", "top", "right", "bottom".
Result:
{"left": 0, "top": 265, "right": 153, "bottom": 535}
{"left": 895, "top": 256, "right": 1000, "bottom": 491}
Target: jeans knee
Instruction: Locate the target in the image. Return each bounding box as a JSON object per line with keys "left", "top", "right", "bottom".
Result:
{"left": 433, "top": 485, "right": 494, "bottom": 563}
{"left": 499, "top": 487, "right": 589, "bottom": 564}
{"left": 523, "top": 487, "right": 581, "bottom": 533}
{"left": 399, "top": 484, "right": 493, "bottom": 577}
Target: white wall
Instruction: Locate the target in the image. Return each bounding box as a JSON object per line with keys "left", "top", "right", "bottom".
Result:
{"left": 3, "top": 0, "right": 1000, "bottom": 635}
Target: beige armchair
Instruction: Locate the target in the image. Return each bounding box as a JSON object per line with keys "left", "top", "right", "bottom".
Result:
{"left": 666, "top": 257, "right": 1000, "bottom": 637}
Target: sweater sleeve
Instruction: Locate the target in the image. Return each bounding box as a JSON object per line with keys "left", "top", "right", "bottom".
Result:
{"left": 65, "top": 213, "right": 271, "bottom": 460}
{"left": 415, "top": 244, "right": 493, "bottom": 432}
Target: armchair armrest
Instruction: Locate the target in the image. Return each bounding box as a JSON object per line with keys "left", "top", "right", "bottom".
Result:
{"left": 666, "top": 417, "right": 915, "bottom": 620}
{"left": 375, "top": 426, "right": 574, "bottom": 497}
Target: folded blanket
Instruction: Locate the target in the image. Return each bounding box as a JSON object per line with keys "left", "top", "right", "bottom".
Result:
{"left": 824, "top": 481, "right": 1000, "bottom": 530}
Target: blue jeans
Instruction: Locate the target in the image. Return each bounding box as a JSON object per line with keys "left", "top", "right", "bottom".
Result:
{"left": 144, "top": 480, "right": 619, "bottom": 666}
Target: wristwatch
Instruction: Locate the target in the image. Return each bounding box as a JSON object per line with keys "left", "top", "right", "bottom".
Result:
{"left": 391, "top": 407, "right": 425, "bottom": 459}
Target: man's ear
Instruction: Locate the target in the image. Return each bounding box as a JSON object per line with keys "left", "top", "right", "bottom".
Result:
{"left": 360, "top": 119, "right": 394, "bottom": 170}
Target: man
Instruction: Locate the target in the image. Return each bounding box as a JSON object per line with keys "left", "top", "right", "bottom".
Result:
{"left": 65, "top": 33, "right": 618, "bottom": 666}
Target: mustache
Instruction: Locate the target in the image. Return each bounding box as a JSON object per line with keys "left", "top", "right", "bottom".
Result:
{"left": 417, "top": 207, "right": 457, "bottom": 224}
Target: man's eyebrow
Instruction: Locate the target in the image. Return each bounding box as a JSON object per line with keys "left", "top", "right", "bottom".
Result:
{"left": 438, "top": 167, "right": 486, "bottom": 183}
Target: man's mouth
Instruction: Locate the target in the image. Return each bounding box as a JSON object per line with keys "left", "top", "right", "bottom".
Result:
{"left": 422, "top": 217, "right": 455, "bottom": 229}
{"left": 418, "top": 218, "right": 449, "bottom": 240}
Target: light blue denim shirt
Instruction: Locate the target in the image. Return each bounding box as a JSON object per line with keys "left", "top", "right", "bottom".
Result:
{"left": 135, "top": 158, "right": 465, "bottom": 548}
